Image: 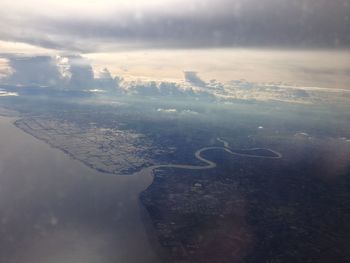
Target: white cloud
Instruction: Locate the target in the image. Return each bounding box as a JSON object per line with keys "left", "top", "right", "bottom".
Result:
{"left": 0, "top": 58, "right": 12, "bottom": 80}
{"left": 157, "top": 108, "right": 177, "bottom": 113}
{"left": 157, "top": 108, "right": 199, "bottom": 115}
{"left": 0, "top": 89, "right": 18, "bottom": 96}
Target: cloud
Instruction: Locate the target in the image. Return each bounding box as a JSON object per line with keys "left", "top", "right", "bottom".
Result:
{"left": 158, "top": 82, "right": 189, "bottom": 96}
{"left": 1, "top": 53, "right": 350, "bottom": 105}
{"left": 67, "top": 55, "right": 95, "bottom": 90}
{"left": 157, "top": 108, "right": 177, "bottom": 113}
{"left": 0, "top": 58, "right": 12, "bottom": 79}
{"left": 123, "top": 80, "right": 182, "bottom": 96}
{"left": 0, "top": 0, "right": 349, "bottom": 52}
{"left": 0, "top": 54, "right": 118, "bottom": 91}
{"left": 6, "top": 56, "right": 63, "bottom": 86}
{"left": 157, "top": 108, "right": 199, "bottom": 115}
{"left": 0, "top": 89, "right": 18, "bottom": 96}
{"left": 122, "top": 79, "right": 214, "bottom": 100}
{"left": 184, "top": 71, "right": 206, "bottom": 87}
{"left": 94, "top": 68, "right": 117, "bottom": 92}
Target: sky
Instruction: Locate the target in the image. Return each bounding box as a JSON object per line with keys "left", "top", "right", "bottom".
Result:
{"left": 0, "top": 0, "right": 349, "bottom": 91}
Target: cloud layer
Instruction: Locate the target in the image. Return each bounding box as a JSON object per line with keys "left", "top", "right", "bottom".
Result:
{"left": 0, "top": 0, "right": 349, "bottom": 51}
{"left": 1, "top": 53, "right": 350, "bottom": 106}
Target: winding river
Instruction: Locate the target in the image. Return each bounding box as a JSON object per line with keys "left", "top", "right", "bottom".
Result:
{"left": 130, "top": 138, "right": 282, "bottom": 185}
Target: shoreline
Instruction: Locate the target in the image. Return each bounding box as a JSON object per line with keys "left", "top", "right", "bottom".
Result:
{"left": 8, "top": 114, "right": 283, "bottom": 263}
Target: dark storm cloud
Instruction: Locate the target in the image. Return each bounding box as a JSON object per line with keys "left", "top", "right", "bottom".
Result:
{"left": 0, "top": 0, "right": 349, "bottom": 51}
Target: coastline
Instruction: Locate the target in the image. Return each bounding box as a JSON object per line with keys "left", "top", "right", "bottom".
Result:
{"left": 0, "top": 115, "right": 161, "bottom": 263}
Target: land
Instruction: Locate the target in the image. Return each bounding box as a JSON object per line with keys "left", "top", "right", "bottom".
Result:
{"left": 14, "top": 117, "right": 162, "bottom": 174}
{"left": 140, "top": 137, "right": 350, "bottom": 263}
{"left": 0, "top": 95, "right": 350, "bottom": 263}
